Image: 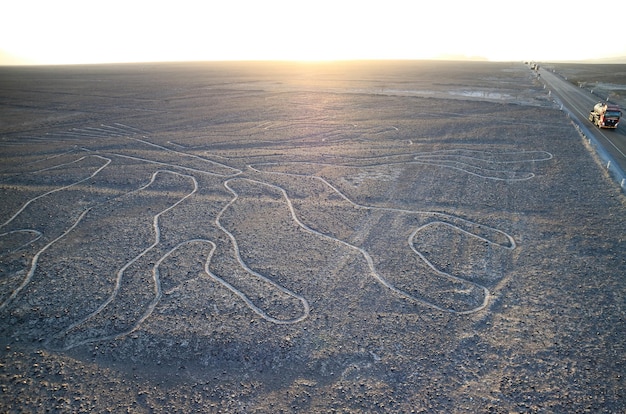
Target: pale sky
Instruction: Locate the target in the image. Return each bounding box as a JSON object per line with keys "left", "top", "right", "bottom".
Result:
{"left": 1, "top": 0, "right": 624, "bottom": 65}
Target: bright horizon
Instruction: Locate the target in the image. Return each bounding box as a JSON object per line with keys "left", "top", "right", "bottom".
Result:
{"left": 1, "top": 0, "right": 624, "bottom": 66}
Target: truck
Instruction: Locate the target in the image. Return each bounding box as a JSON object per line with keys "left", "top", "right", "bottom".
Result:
{"left": 588, "top": 102, "right": 621, "bottom": 129}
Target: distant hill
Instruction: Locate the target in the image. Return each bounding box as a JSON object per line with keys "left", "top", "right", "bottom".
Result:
{"left": 434, "top": 54, "right": 489, "bottom": 62}
{"left": 547, "top": 56, "right": 626, "bottom": 64}
{"left": 585, "top": 56, "right": 626, "bottom": 64}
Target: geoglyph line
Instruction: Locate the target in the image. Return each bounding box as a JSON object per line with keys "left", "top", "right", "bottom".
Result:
{"left": 244, "top": 160, "right": 523, "bottom": 312}
{"left": 0, "top": 148, "right": 81, "bottom": 176}
{"left": 129, "top": 136, "right": 242, "bottom": 176}
{"left": 216, "top": 180, "right": 311, "bottom": 324}
{"left": 251, "top": 148, "right": 553, "bottom": 183}
{"left": 0, "top": 230, "right": 42, "bottom": 255}
{"left": 249, "top": 161, "right": 516, "bottom": 249}
{"left": 220, "top": 177, "right": 506, "bottom": 314}
{"left": 307, "top": 149, "right": 553, "bottom": 166}
{"left": 51, "top": 238, "right": 214, "bottom": 350}
{"left": 54, "top": 172, "right": 312, "bottom": 348}
{"left": 0, "top": 155, "right": 113, "bottom": 309}
{"left": 0, "top": 155, "right": 111, "bottom": 229}
{"left": 1, "top": 146, "right": 308, "bottom": 344}
{"left": 412, "top": 149, "right": 554, "bottom": 163}
{"left": 112, "top": 123, "right": 148, "bottom": 134}
{"left": 88, "top": 151, "right": 243, "bottom": 177}
{"left": 0, "top": 124, "right": 550, "bottom": 347}
{"left": 0, "top": 208, "right": 91, "bottom": 310}
{"left": 47, "top": 170, "right": 199, "bottom": 349}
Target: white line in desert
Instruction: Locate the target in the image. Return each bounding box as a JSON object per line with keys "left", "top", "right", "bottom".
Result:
{"left": 2, "top": 133, "right": 545, "bottom": 345}
{"left": 0, "top": 209, "right": 91, "bottom": 310}
{"left": 217, "top": 179, "right": 311, "bottom": 324}
{"left": 250, "top": 162, "right": 520, "bottom": 241}
{"left": 130, "top": 136, "right": 242, "bottom": 175}
{"left": 251, "top": 149, "right": 553, "bottom": 182}
{"left": 49, "top": 170, "right": 199, "bottom": 349}
{"left": 245, "top": 160, "right": 522, "bottom": 312}
{"left": 408, "top": 224, "right": 493, "bottom": 314}
{"left": 223, "top": 177, "right": 497, "bottom": 315}
{"left": 0, "top": 229, "right": 42, "bottom": 254}
{"left": 74, "top": 127, "right": 115, "bottom": 137}
{"left": 113, "top": 123, "right": 148, "bottom": 134}
{"left": 0, "top": 155, "right": 111, "bottom": 229}
{"left": 414, "top": 161, "right": 535, "bottom": 181}
{"left": 412, "top": 149, "right": 554, "bottom": 163}
{"left": 0, "top": 148, "right": 81, "bottom": 176}
{"left": 253, "top": 165, "right": 517, "bottom": 250}
{"left": 54, "top": 239, "right": 211, "bottom": 349}
{"left": 97, "top": 152, "right": 242, "bottom": 177}
{"left": 321, "top": 149, "right": 553, "bottom": 165}
{"left": 167, "top": 141, "right": 187, "bottom": 149}
{"left": 201, "top": 239, "right": 309, "bottom": 325}
{"left": 100, "top": 124, "right": 141, "bottom": 135}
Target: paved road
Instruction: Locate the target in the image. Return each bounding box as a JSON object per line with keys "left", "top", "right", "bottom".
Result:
{"left": 538, "top": 67, "right": 626, "bottom": 186}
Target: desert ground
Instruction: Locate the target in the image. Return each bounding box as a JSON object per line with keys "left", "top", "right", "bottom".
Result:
{"left": 543, "top": 62, "right": 626, "bottom": 107}
{"left": 0, "top": 60, "right": 625, "bottom": 413}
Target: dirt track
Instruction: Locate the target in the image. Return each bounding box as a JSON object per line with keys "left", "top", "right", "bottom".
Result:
{"left": 1, "top": 61, "right": 625, "bottom": 412}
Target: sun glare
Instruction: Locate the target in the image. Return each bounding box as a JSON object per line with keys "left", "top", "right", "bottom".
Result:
{"left": 1, "top": 0, "right": 624, "bottom": 65}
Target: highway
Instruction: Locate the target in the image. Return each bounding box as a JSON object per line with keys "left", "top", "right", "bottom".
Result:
{"left": 538, "top": 66, "right": 626, "bottom": 188}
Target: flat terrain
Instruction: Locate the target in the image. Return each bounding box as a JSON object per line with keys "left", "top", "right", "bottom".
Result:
{"left": 543, "top": 62, "right": 626, "bottom": 107}
{"left": 0, "top": 61, "right": 625, "bottom": 413}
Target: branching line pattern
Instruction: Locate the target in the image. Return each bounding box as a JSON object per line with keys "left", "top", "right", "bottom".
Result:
{"left": 0, "top": 125, "right": 553, "bottom": 349}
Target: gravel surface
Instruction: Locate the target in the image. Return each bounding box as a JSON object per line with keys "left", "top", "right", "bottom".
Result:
{"left": 0, "top": 61, "right": 624, "bottom": 413}
{"left": 542, "top": 62, "right": 626, "bottom": 106}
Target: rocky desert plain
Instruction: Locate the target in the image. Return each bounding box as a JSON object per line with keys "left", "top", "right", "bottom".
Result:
{"left": 0, "top": 60, "right": 625, "bottom": 412}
